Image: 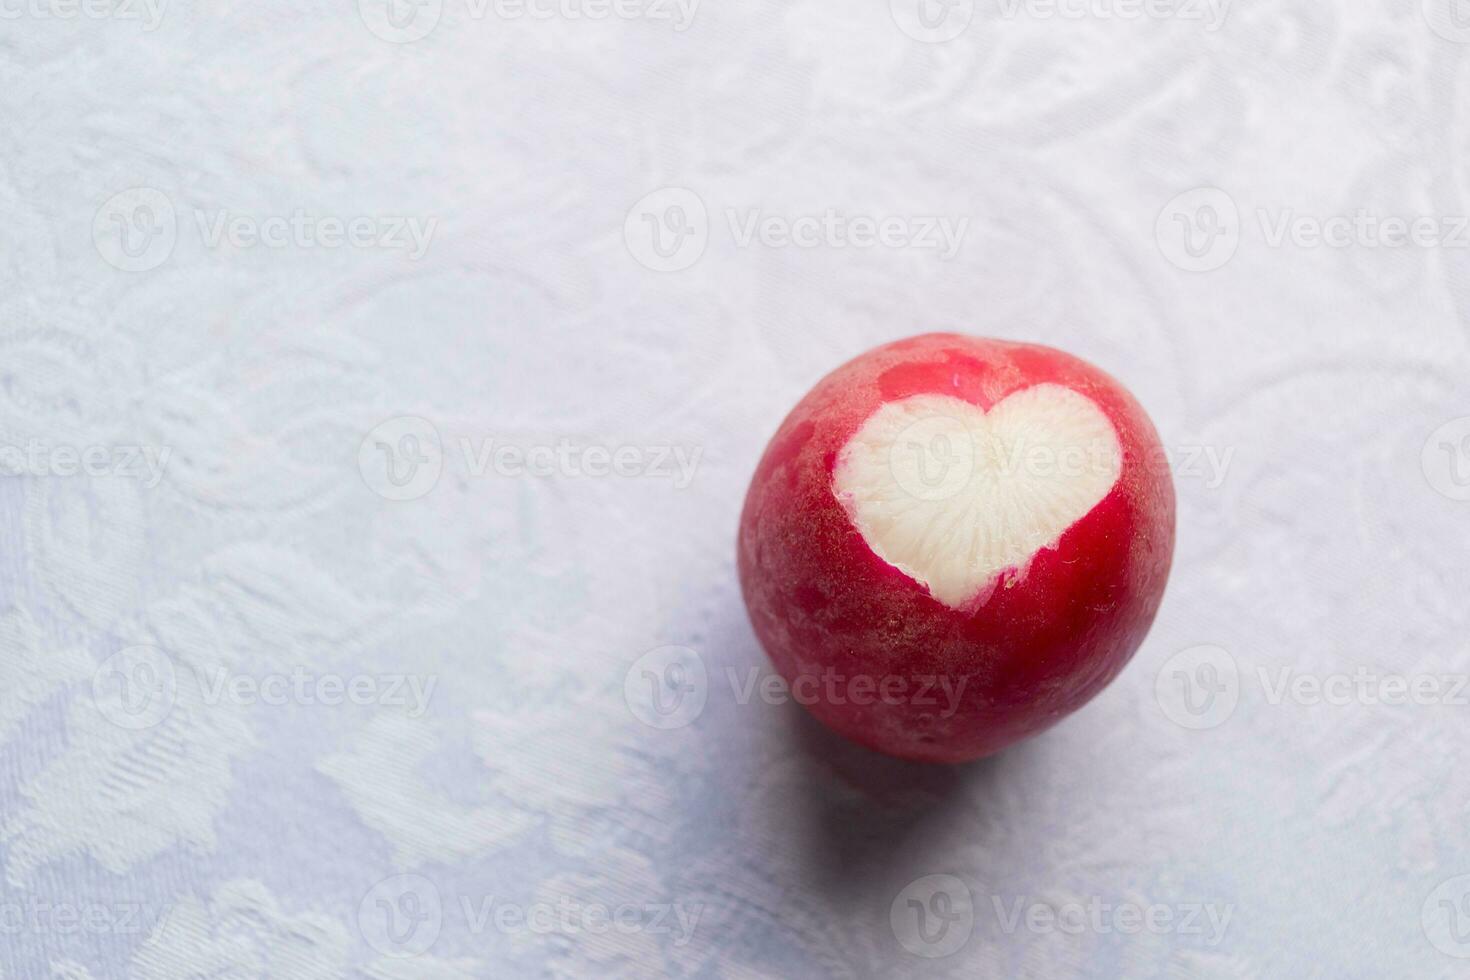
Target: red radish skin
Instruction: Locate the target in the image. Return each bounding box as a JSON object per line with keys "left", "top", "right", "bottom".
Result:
{"left": 737, "top": 334, "right": 1175, "bottom": 763}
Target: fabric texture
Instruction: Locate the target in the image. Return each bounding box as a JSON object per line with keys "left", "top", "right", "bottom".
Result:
{"left": 2, "top": 0, "right": 1470, "bottom": 976}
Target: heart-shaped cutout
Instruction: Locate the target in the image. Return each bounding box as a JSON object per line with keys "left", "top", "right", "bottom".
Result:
{"left": 832, "top": 385, "right": 1122, "bottom": 608}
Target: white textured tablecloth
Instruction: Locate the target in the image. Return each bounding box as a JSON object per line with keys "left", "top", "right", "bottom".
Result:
{"left": 3, "top": 1, "right": 1470, "bottom": 977}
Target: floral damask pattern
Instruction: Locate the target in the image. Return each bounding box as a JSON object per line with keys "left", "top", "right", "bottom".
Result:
{"left": 1, "top": 0, "right": 1468, "bottom": 977}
